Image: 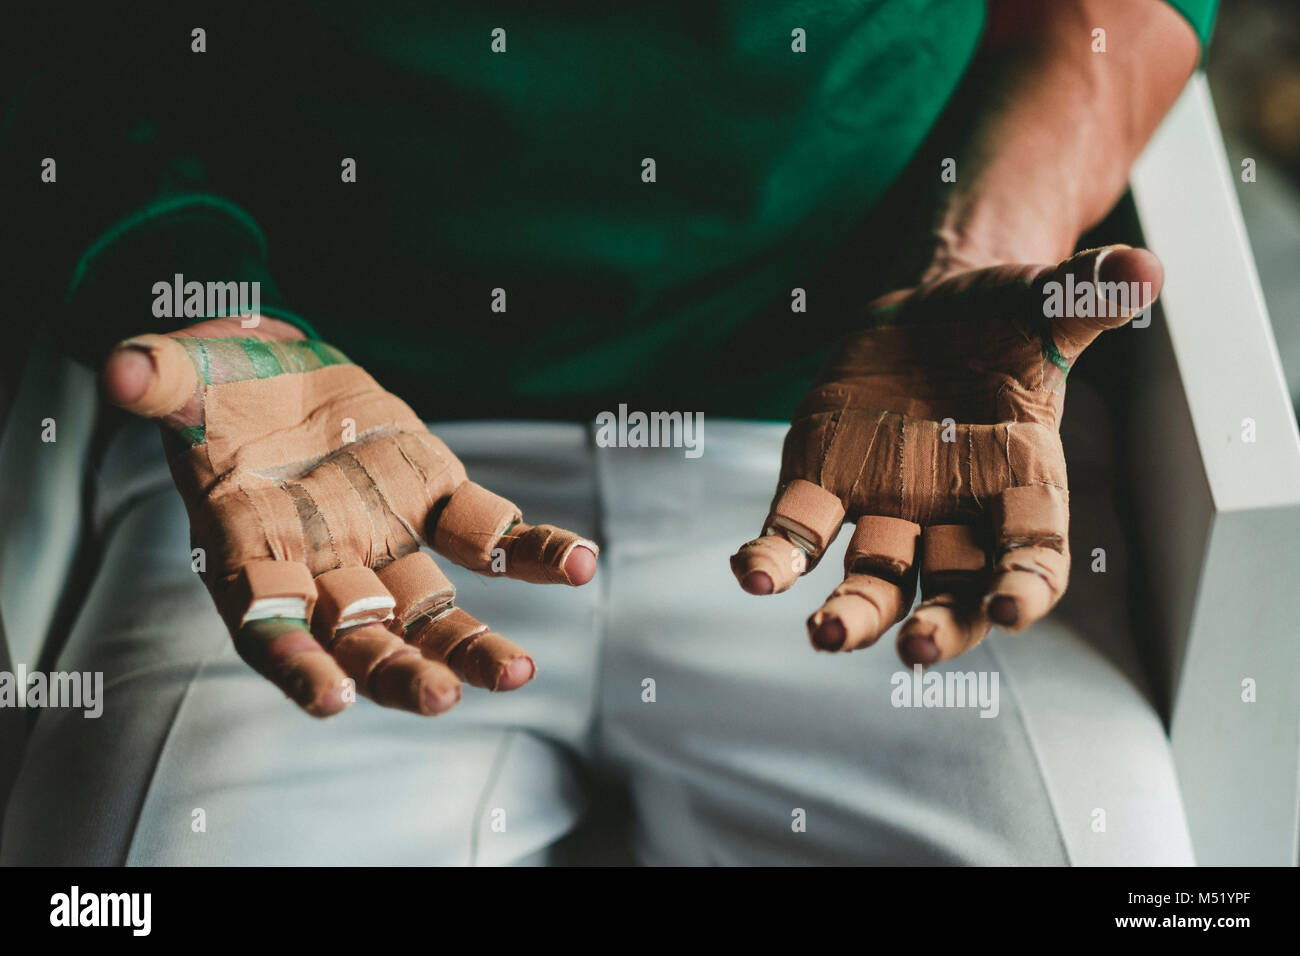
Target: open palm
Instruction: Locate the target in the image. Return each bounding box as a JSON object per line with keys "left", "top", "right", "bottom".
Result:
{"left": 731, "top": 245, "right": 1162, "bottom": 666}
{"left": 105, "top": 318, "right": 597, "bottom": 717}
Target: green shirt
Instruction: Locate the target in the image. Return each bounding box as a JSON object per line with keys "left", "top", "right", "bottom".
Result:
{"left": 36, "top": 0, "right": 1217, "bottom": 420}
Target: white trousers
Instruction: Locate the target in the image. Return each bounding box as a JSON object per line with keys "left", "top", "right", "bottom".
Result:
{"left": 0, "top": 381, "right": 1194, "bottom": 865}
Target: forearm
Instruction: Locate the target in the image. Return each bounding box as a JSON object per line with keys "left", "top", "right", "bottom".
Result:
{"left": 919, "top": 0, "right": 1200, "bottom": 278}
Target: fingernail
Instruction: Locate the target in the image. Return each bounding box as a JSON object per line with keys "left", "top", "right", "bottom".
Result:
{"left": 102, "top": 347, "right": 157, "bottom": 407}
{"left": 1091, "top": 244, "right": 1131, "bottom": 287}
{"left": 741, "top": 570, "right": 774, "bottom": 595}
{"left": 985, "top": 594, "right": 1020, "bottom": 629}
{"left": 563, "top": 543, "right": 598, "bottom": 586}
{"left": 809, "top": 615, "right": 846, "bottom": 651}
{"left": 1095, "top": 247, "right": 1155, "bottom": 315}
{"left": 496, "top": 656, "right": 536, "bottom": 691}
{"left": 421, "top": 682, "right": 461, "bottom": 715}
{"left": 900, "top": 629, "right": 940, "bottom": 666}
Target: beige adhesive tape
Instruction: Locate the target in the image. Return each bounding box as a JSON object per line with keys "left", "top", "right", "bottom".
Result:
{"left": 730, "top": 534, "right": 806, "bottom": 592}
{"left": 311, "top": 566, "right": 396, "bottom": 637}
{"left": 409, "top": 607, "right": 487, "bottom": 660}
{"left": 748, "top": 250, "right": 1115, "bottom": 625}
{"left": 114, "top": 334, "right": 199, "bottom": 418}
{"left": 844, "top": 515, "right": 920, "bottom": 579}
{"left": 410, "top": 607, "right": 532, "bottom": 687}
{"left": 158, "top": 344, "right": 592, "bottom": 645}
{"left": 501, "top": 524, "right": 598, "bottom": 584}
{"left": 813, "top": 573, "right": 910, "bottom": 636}
{"left": 185, "top": 477, "right": 312, "bottom": 579}
{"left": 452, "top": 632, "right": 530, "bottom": 690}
{"left": 222, "top": 558, "right": 317, "bottom": 631}
{"left": 432, "top": 481, "right": 521, "bottom": 571}
{"left": 766, "top": 479, "right": 846, "bottom": 556}
{"left": 908, "top": 593, "right": 993, "bottom": 651}
{"left": 329, "top": 624, "right": 416, "bottom": 686}
{"left": 987, "top": 545, "right": 1071, "bottom": 632}
{"left": 377, "top": 551, "right": 456, "bottom": 628}
{"left": 201, "top": 364, "right": 440, "bottom": 476}
{"left": 174, "top": 433, "right": 461, "bottom": 584}
{"left": 993, "top": 484, "right": 1069, "bottom": 551}
{"left": 920, "top": 524, "right": 987, "bottom": 588}
{"left": 994, "top": 544, "right": 1070, "bottom": 587}
{"left": 781, "top": 410, "right": 1067, "bottom": 528}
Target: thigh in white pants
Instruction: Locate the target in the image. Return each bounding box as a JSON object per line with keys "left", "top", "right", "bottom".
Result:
{"left": 1, "top": 385, "right": 1193, "bottom": 865}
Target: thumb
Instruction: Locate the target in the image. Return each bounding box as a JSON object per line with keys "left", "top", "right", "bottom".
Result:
{"left": 103, "top": 333, "right": 198, "bottom": 418}
{"left": 102, "top": 313, "right": 301, "bottom": 417}
{"left": 1045, "top": 244, "right": 1164, "bottom": 350}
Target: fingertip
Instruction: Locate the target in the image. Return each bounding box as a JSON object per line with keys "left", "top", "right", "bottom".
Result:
{"left": 1096, "top": 245, "right": 1163, "bottom": 293}
{"left": 302, "top": 677, "right": 354, "bottom": 718}
{"left": 101, "top": 333, "right": 197, "bottom": 417}
{"left": 808, "top": 614, "right": 846, "bottom": 651}
{"left": 985, "top": 594, "right": 1020, "bottom": 629}
{"left": 102, "top": 347, "right": 156, "bottom": 408}
{"left": 563, "top": 544, "right": 598, "bottom": 586}
{"left": 731, "top": 535, "right": 804, "bottom": 594}
{"left": 419, "top": 680, "right": 463, "bottom": 716}
{"left": 898, "top": 627, "right": 940, "bottom": 667}
{"left": 495, "top": 655, "right": 536, "bottom": 692}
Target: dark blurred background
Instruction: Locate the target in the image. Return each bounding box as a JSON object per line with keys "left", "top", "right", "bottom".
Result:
{"left": 0, "top": 1, "right": 1296, "bottom": 417}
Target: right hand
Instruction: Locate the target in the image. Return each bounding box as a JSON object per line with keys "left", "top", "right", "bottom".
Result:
{"left": 103, "top": 315, "right": 598, "bottom": 718}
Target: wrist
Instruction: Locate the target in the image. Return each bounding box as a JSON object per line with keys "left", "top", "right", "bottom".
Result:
{"left": 917, "top": 211, "right": 1079, "bottom": 285}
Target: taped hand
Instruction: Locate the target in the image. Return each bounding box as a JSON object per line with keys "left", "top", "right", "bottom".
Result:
{"left": 104, "top": 317, "right": 598, "bottom": 717}
{"left": 731, "top": 245, "right": 1161, "bottom": 666}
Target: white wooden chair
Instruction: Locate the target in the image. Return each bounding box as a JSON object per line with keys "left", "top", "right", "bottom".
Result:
{"left": 1128, "top": 73, "right": 1300, "bottom": 866}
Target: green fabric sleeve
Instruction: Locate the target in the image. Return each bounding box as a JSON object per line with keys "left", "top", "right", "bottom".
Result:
{"left": 63, "top": 193, "right": 317, "bottom": 367}
{"left": 1161, "top": 0, "right": 1219, "bottom": 52}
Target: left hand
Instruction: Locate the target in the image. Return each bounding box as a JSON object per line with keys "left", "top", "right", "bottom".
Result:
{"left": 730, "top": 244, "right": 1162, "bottom": 666}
